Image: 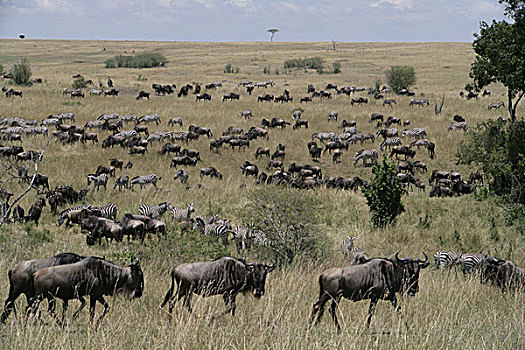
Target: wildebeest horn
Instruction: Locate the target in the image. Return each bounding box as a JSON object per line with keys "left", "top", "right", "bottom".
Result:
{"left": 265, "top": 262, "right": 276, "bottom": 272}
{"left": 418, "top": 252, "right": 428, "bottom": 264}
{"left": 395, "top": 250, "right": 409, "bottom": 262}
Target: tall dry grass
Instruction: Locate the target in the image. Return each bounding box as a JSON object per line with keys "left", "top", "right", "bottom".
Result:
{"left": 0, "top": 40, "right": 523, "bottom": 349}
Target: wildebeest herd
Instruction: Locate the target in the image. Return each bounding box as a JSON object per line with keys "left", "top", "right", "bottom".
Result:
{"left": 0, "top": 76, "right": 521, "bottom": 330}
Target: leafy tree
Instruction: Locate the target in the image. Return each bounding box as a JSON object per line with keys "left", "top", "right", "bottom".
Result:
{"left": 72, "top": 76, "right": 88, "bottom": 89}
{"left": 457, "top": 119, "right": 525, "bottom": 204}
{"left": 240, "top": 187, "right": 328, "bottom": 265}
{"left": 331, "top": 62, "right": 341, "bottom": 74}
{"left": 385, "top": 66, "right": 416, "bottom": 93}
{"left": 0, "top": 64, "right": 4, "bottom": 76}
{"left": 362, "top": 156, "right": 405, "bottom": 227}
{"left": 468, "top": 1, "right": 525, "bottom": 122}
{"left": 10, "top": 58, "right": 32, "bottom": 86}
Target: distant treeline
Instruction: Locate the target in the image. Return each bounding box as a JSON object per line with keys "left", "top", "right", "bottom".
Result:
{"left": 283, "top": 57, "right": 324, "bottom": 70}
{"left": 105, "top": 52, "right": 168, "bottom": 69}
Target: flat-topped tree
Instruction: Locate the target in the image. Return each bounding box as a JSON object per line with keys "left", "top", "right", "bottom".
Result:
{"left": 267, "top": 29, "right": 279, "bottom": 42}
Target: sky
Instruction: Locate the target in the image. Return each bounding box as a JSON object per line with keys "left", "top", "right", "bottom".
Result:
{"left": 0, "top": 0, "right": 507, "bottom": 42}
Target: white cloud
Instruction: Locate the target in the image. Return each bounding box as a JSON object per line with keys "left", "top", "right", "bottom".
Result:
{"left": 370, "top": 0, "right": 414, "bottom": 10}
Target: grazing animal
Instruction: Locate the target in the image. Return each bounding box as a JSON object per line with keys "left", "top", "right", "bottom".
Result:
{"left": 480, "top": 258, "right": 524, "bottom": 293}
{"left": 459, "top": 253, "right": 486, "bottom": 276}
{"left": 137, "top": 114, "right": 161, "bottom": 125}
{"left": 139, "top": 202, "right": 173, "bottom": 219}
{"left": 488, "top": 102, "right": 505, "bottom": 110}
{"left": 434, "top": 250, "right": 461, "bottom": 271}
{"left": 173, "top": 169, "right": 189, "bottom": 184}
{"left": 389, "top": 146, "right": 416, "bottom": 160}
{"left": 171, "top": 203, "right": 195, "bottom": 221}
{"left": 409, "top": 99, "right": 429, "bottom": 107}
{"left": 340, "top": 236, "right": 368, "bottom": 262}
{"left": 160, "top": 257, "right": 275, "bottom": 319}
{"left": 136, "top": 91, "right": 150, "bottom": 100}
{"left": 328, "top": 111, "right": 338, "bottom": 121}
{"left": 86, "top": 174, "right": 108, "bottom": 191}
{"left": 401, "top": 128, "right": 427, "bottom": 140}
{"left": 30, "top": 257, "right": 143, "bottom": 326}
{"left": 200, "top": 167, "right": 223, "bottom": 180}
{"left": 310, "top": 251, "right": 429, "bottom": 328}
{"left": 168, "top": 117, "right": 183, "bottom": 127}
{"left": 114, "top": 175, "right": 129, "bottom": 191}
{"left": 129, "top": 174, "right": 159, "bottom": 189}
{"left": 196, "top": 93, "right": 212, "bottom": 101}
{"left": 0, "top": 253, "right": 85, "bottom": 323}
{"left": 383, "top": 99, "right": 396, "bottom": 107}
{"left": 354, "top": 149, "right": 378, "bottom": 166}
{"left": 446, "top": 122, "right": 468, "bottom": 133}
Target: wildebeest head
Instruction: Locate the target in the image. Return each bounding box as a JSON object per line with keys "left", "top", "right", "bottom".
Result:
{"left": 479, "top": 257, "right": 503, "bottom": 285}
{"left": 244, "top": 262, "right": 275, "bottom": 298}
{"left": 395, "top": 251, "right": 429, "bottom": 296}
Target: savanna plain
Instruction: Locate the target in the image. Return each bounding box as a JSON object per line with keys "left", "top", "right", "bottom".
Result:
{"left": 0, "top": 40, "right": 523, "bottom": 349}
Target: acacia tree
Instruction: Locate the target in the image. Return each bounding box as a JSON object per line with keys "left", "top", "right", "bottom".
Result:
{"left": 468, "top": 1, "right": 525, "bottom": 122}
{"left": 267, "top": 29, "right": 279, "bottom": 42}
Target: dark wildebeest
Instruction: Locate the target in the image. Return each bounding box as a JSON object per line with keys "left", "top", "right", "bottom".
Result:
{"left": 0, "top": 253, "right": 85, "bottom": 323}
{"left": 30, "top": 257, "right": 143, "bottom": 326}
{"left": 136, "top": 91, "right": 150, "bottom": 100}
{"left": 160, "top": 257, "right": 275, "bottom": 320}
{"left": 480, "top": 258, "right": 524, "bottom": 293}
{"left": 309, "top": 251, "right": 429, "bottom": 329}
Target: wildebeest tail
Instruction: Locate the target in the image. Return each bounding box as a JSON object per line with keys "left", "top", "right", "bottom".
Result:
{"left": 160, "top": 270, "right": 176, "bottom": 308}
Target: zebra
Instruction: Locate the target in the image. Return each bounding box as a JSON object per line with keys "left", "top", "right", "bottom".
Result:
{"left": 232, "top": 225, "right": 253, "bottom": 254}
{"left": 173, "top": 169, "right": 189, "bottom": 184}
{"left": 409, "top": 98, "right": 429, "bottom": 107}
{"left": 129, "top": 174, "right": 160, "bottom": 189}
{"left": 120, "top": 114, "right": 137, "bottom": 123}
{"left": 97, "top": 113, "right": 119, "bottom": 121}
{"left": 380, "top": 137, "right": 402, "bottom": 151}
{"left": 292, "top": 110, "right": 302, "bottom": 120}
{"left": 311, "top": 132, "right": 336, "bottom": 142}
{"left": 138, "top": 114, "right": 161, "bottom": 125}
{"left": 488, "top": 102, "right": 505, "bottom": 110}
{"left": 446, "top": 122, "right": 468, "bottom": 133}
{"left": 328, "top": 111, "right": 338, "bottom": 121}
{"left": 239, "top": 110, "right": 253, "bottom": 119}
{"left": 139, "top": 202, "right": 173, "bottom": 219}
{"left": 434, "top": 250, "right": 461, "bottom": 271}
{"left": 114, "top": 130, "right": 137, "bottom": 139}
{"left": 401, "top": 128, "right": 427, "bottom": 140}
{"left": 58, "top": 112, "right": 75, "bottom": 123}
{"left": 459, "top": 253, "right": 486, "bottom": 276}
{"left": 354, "top": 149, "right": 378, "bottom": 166}
{"left": 94, "top": 202, "right": 118, "bottom": 220}
{"left": 340, "top": 236, "right": 368, "bottom": 263}
{"left": 204, "top": 220, "right": 232, "bottom": 246}
{"left": 171, "top": 203, "right": 195, "bottom": 221}
{"left": 86, "top": 173, "right": 108, "bottom": 191}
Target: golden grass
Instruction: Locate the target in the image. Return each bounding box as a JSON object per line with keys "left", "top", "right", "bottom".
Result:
{"left": 0, "top": 40, "right": 523, "bottom": 349}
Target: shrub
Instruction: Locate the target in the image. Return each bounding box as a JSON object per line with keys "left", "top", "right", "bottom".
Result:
{"left": 72, "top": 76, "right": 88, "bottom": 89}
{"left": 283, "top": 57, "right": 324, "bottom": 70}
{"left": 456, "top": 119, "right": 525, "bottom": 205}
{"left": 385, "top": 65, "right": 416, "bottom": 93}
{"left": 362, "top": 155, "right": 405, "bottom": 227}
{"left": 0, "top": 64, "right": 4, "bottom": 76}
{"left": 10, "top": 58, "right": 32, "bottom": 86}
{"left": 239, "top": 187, "right": 329, "bottom": 265}
{"left": 105, "top": 52, "right": 168, "bottom": 68}
{"left": 224, "top": 64, "right": 240, "bottom": 74}
{"left": 331, "top": 62, "right": 341, "bottom": 74}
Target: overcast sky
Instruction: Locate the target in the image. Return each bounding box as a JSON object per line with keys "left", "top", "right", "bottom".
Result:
{"left": 0, "top": 0, "right": 506, "bottom": 42}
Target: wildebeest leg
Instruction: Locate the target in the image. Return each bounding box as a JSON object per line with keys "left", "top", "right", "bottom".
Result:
{"left": 47, "top": 297, "right": 61, "bottom": 325}
{"left": 366, "top": 299, "right": 378, "bottom": 327}
{"left": 309, "top": 293, "right": 331, "bottom": 326}
{"left": 89, "top": 295, "right": 98, "bottom": 323}
{"left": 0, "top": 287, "right": 24, "bottom": 323}
{"left": 72, "top": 297, "right": 86, "bottom": 320}
{"left": 182, "top": 293, "right": 193, "bottom": 313}
{"left": 222, "top": 293, "right": 237, "bottom": 315}
{"left": 94, "top": 296, "right": 109, "bottom": 329}
{"left": 329, "top": 296, "right": 342, "bottom": 330}
{"left": 60, "top": 300, "right": 69, "bottom": 326}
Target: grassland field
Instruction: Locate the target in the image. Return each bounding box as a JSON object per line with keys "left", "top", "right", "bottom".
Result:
{"left": 0, "top": 40, "right": 523, "bottom": 349}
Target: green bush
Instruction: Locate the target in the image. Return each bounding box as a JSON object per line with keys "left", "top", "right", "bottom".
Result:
{"left": 331, "top": 62, "right": 341, "bottom": 74}
{"left": 283, "top": 57, "right": 324, "bottom": 70}
{"left": 0, "top": 64, "right": 4, "bottom": 76}
{"left": 10, "top": 58, "right": 32, "bottom": 86}
{"left": 456, "top": 119, "right": 525, "bottom": 205}
{"left": 239, "top": 187, "right": 329, "bottom": 265}
{"left": 362, "top": 155, "right": 405, "bottom": 227}
{"left": 72, "top": 76, "right": 88, "bottom": 89}
{"left": 224, "top": 63, "right": 240, "bottom": 74}
{"left": 385, "top": 65, "right": 416, "bottom": 93}
{"left": 105, "top": 52, "right": 168, "bottom": 68}
{"left": 24, "top": 223, "right": 53, "bottom": 244}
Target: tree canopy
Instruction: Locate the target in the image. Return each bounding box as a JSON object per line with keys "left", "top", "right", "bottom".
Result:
{"left": 468, "top": 1, "right": 525, "bottom": 121}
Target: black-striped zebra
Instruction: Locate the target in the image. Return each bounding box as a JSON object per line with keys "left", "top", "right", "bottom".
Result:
{"left": 251, "top": 229, "right": 272, "bottom": 248}
{"left": 93, "top": 202, "right": 118, "bottom": 220}
{"left": 354, "top": 149, "right": 378, "bottom": 166}
{"left": 232, "top": 225, "right": 253, "bottom": 253}
{"left": 129, "top": 174, "right": 159, "bottom": 189}
{"left": 340, "top": 236, "right": 368, "bottom": 262}
{"left": 433, "top": 250, "right": 461, "bottom": 271}
{"left": 58, "top": 112, "right": 75, "bottom": 123}
{"left": 138, "top": 114, "right": 161, "bottom": 125}
{"left": 115, "top": 130, "right": 138, "bottom": 139}
{"left": 401, "top": 128, "right": 427, "bottom": 140}
{"left": 446, "top": 122, "right": 468, "bottom": 133}
{"left": 86, "top": 173, "right": 108, "bottom": 191}
{"left": 459, "top": 253, "right": 486, "bottom": 275}
{"left": 139, "top": 202, "right": 173, "bottom": 219}
{"left": 380, "top": 137, "right": 402, "bottom": 151}
{"left": 171, "top": 203, "right": 195, "bottom": 221}
{"left": 204, "top": 220, "right": 232, "bottom": 246}
{"left": 488, "top": 102, "right": 504, "bottom": 110}
{"left": 120, "top": 114, "right": 137, "bottom": 123}
{"left": 97, "top": 113, "right": 119, "bottom": 121}
{"left": 409, "top": 98, "right": 429, "bottom": 107}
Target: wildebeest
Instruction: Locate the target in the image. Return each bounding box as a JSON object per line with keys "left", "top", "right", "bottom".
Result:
{"left": 480, "top": 258, "right": 524, "bottom": 293}
{"left": 309, "top": 251, "right": 429, "bottom": 329}
{"left": 196, "top": 93, "right": 212, "bottom": 101}
{"left": 30, "top": 257, "right": 143, "bottom": 326}
{"left": 0, "top": 253, "right": 85, "bottom": 323}
{"left": 389, "top": 146, "right": 416, "bottom": 160}
{"left": 160, "top": 257, "right": 275, "bottom": 320}
{"left": 136, "top": 91, "right": 150, "bottom": 100}
{"left": 351, "top": 97, "right": 368, "bottom": 106}
{"left": 200, "top": 167, "right": 222, "bottom": 180}
{"left": 409, "top": 98, "right": 429, "bottom": 107}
